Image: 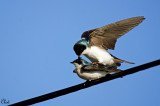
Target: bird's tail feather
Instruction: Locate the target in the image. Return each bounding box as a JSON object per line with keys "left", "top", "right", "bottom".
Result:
{"left": 113, "top": 58, "right": 134, "bottom": 64}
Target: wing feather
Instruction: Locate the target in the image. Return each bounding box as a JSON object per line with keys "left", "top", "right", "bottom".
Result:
{"left": 82, "top": 65, "right": 122, "bottom": 73}
{"left": 86, "top": 16, "right": 145, "bottom": 49}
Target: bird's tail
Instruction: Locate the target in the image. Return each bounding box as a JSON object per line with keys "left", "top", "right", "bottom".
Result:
{"left": 113, "top": 58, "right": 134, "bottom": 64}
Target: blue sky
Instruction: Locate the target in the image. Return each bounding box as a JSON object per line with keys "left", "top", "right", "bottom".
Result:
{"left": 0, "top": 0, "right": 160, "bottom": 106}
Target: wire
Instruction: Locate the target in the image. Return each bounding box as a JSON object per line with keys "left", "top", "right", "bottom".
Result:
{"left": 9, "top": 59, "right": 160, "bottom": 106}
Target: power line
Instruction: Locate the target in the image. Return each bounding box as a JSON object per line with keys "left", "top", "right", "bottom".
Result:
{"left": 9, "top": 59, "right": 160, "bottom": 106}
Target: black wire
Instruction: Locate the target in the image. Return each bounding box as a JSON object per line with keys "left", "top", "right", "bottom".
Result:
{"left": 9, "top": 59, "right": 160, "bottom": 106}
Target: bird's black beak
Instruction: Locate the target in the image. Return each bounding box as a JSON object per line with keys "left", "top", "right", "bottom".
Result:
{"left": 73, "top": 70, "right": 76, "bottom": 73}
{"left": 71, "top": 57, "right": 82, "bottom": 64}
{"left": 78, "top": 56, "right": 81, "bottom": 59}
{"left": 70, "top": 61, "right": 74, "bottom": 64}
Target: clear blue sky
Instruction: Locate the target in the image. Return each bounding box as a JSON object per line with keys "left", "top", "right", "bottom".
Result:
{"left": 0, "top": 0, "right": 160, "bottom": 106}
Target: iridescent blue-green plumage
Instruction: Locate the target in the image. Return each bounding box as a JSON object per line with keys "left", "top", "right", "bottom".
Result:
{"left": 80, "top": 59, "right": 91, "bottom": 66}
{"left": 75, "top": 38, "right": 89, "bottom": 47}
{"left": 73, "top": 38, "right": 90, "bottom": 56}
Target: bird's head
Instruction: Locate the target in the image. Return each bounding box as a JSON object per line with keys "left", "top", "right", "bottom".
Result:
{"left": 73, "top": 39, "right": 89, "bottom": 56}
{"left": 71, "top": 57, "right": 90, "bottom": 68}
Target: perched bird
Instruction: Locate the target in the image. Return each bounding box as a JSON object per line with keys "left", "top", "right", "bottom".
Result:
{"left": 73, "top": 16, "right": 145, "bottom": 67}
{"left": 71, "top": 58, "right": 121, "bottom": 81}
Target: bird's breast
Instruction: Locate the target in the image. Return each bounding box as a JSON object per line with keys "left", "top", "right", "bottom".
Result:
{"left": 78, "top": 70, "right": 107, "bottom": 80}
{"left": 83, "top": 46, "right": 114, "bottom": 65}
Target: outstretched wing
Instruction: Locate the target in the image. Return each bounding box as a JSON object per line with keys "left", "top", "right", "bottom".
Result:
{"left": 82, "top": 16, "right": 145, "bottom": 50}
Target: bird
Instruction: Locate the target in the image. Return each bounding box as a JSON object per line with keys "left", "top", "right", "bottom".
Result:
{"left": 71, "top": 58, "right": 121, "bottom": 81}
{"left": 73, "top": 16, "right": 145, "bottom": 68}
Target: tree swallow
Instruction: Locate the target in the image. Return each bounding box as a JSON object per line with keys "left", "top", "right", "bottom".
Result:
{"left": 71, "top": 58, "right": 121, "bottom": 81}
{"left": 73, "top": 16, "right": 145, "bottom": 67}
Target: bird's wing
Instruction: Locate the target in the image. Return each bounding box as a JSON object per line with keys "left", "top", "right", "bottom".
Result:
{"left": 82, "top": 16, "right": 145, "bottom": 50}
{"left": 81, "top": 29, "right": 96, "bottom": 41}
{"left": 82, "top": 65, "right": 121, "bottom": 73}
{"left": 82, "top": 65, "right": 108, "bottom": 72}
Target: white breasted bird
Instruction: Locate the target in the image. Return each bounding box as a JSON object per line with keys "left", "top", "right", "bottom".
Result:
{"left": 71, "top": 58, "right": 121, "bottom": 81}
{"left": 73, "top": 16, "right": 145, "bottom": 67}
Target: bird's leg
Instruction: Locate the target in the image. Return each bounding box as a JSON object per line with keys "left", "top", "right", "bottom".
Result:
{"left": 91, "top": 62, "right": 105, "bottom": 68}
{"left": 114, "top": 69, "right": 122, "bottom": 73}
{"left": 91, "top": 62, "right": 99, "bottom": 65}
{"left": 84, "top": 79, "right": 101, "bottom": 86}
{"left": 105, "top": 74, "right": 112, "bottom": 77}
{"left": 84, "top": 80, "right": 91, "bottom": 86}
{"left": 91, "top": 62, "right": 102, "bottom": 67}
{"left": 84, "top": 79, "right": 96, "bottom": 86}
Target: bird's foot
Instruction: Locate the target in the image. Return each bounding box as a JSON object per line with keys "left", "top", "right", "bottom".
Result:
{"left": 91, "top": 62, "right": 105, "bottom": 68}
{"left": 104, "top": 74, "right": 112, "bottom": 78}
{"left": 91, "top": 62, "right": 99, "bottom": 65}
{"left": 84, "top": 80, "right": 92, "bottom": 86}
{"left": 84, "top": 79, "right": 102, "bottom": 86}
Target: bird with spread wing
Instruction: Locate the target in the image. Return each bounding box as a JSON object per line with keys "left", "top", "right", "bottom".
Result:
{"left": 73, "top": 16, "right": 145, "bottom": 68}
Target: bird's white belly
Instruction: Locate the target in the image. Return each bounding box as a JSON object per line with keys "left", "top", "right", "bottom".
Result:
{"left": 83, "top": 46, "right": 114, "bottom": 66}
{"left": 78, "top": 71, "right": 107, "bottom": 80}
